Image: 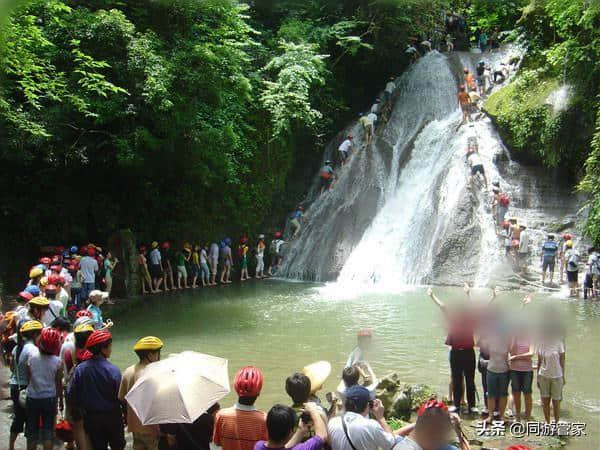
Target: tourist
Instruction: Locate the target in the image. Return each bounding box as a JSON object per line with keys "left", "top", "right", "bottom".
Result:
{"left": 8, "top": 320, "right": 42, "bottom": 450}
{"left": 161, "top": 242, "right": 175, "bottom": 291}
{"left": 119, "top": 336, "right": 163, "bottom": 450}
{"left": 239, "top": 237, "right": 250, "bottom": 282}
{"left": 320, "top": 160, "right": 335, "bottom": 194}
{"left": 290, "top": 206, "right": 305, "bottom": 240}
{"left": 104, "top": 251, "right": 119, "bottom": 297}
{"left": 484, "top": 314, "right": 511, "bottom": 423}
{"left": 466, "top": 147, "right": 487, "bottom": 188}
{"left": 200, "top": 243, "right": 211, "bottom": 287}
{"left": 564, "top": 240, "right": 580, "bottom": 297}
{"left": 149, "top": 242, "right": 164, "bottom": 293}
{"left": 479, "top": 29, "right": 488, "bottom": 52}
{"left": 41, "top": 285, "right": 65, "bottom": 326}
{"left": 517, "top": 223, "right": 530, "bottom": 273}
{"left": 268, "top": 232, "right": 285, "bottom": 275}
{"left": 174, "top": 247, "right": 189, "bottom": 289}
{"left": 427, "top": 288, "right": 478, "bottom": 414}
{"left": 558, "top": 233, "right": 573, "bottom": 284}
{"left": 338, "top": 135, "right": 353, "bottom": 167}
{"left": 68, "top": 329, "right": 126, "bottom": 450}
{"left": 209, "top": 242, "right": 220, "bottom": 286}
{"left": 476, "top": 335, "right": 490, "bottom": 416}
{"left": 541, "top": 234, "right": 559, "bottom": 285}
{"left": 138, "top": 246, "right": 155, "bottom": 295}
{"left": 161, "top": 403, "right": 220, "bottom": 450}
{"left": 346, "top": 328, "right": 373, "bottom": 368}
{"left": 496, "top": 191, "right": 509, "bottom": 225}
{"left": 328, "top": 385, "right": 411, "bottom": 450}
{"left": 213, "top": 366, "right": 268, "bottom": 450}
{"left": 385, "top": 77, "right": 396, "bottom": 102}
{"left": 463, "top": 68, "right": 476, "bottom": 92}
{"left": 508, "top": 218, "right": 521, "bottom": 256}
{"left": 393, "top": 400, "right": 468, "bottom": 450}
{"left": 489, "top": 28, "right": 500, "bottom": 51}
{"left": 586, "top": 247, "right": 599, "bottom": 297}
{"left": 23, "top": 297, "right": 50, "bottom": 325}
{"left": 583, "top": 250, "right": 595, "bottom": 300}
{"left": 79, "top": 247, "right": 99, "bottom": 302}
{"left": 476, "top": 61, "right": 486, "bottom": 95}
{"left": 405, "top": 44, "right": 420, "bottom": 63}
{"left": 192, "top": 244, "right": 201, "bottom": 288}
{"left": 368, "top": 111, "right": 378, "bottom": 134}
{"left": 509, "top": 322, "right": 534, "bottom": 422}
{"left": 87, "top": 290, "right": 110, "bottom": 330}
{"left": 69, "top": 263, "right": 82, "bottom": 308}
{"left": 359, "top": 113, "right": 374, "bottom": 145}
{"left": 61, "top": 323, "right": 94, "bottom": 450}
{"left": 457, "top": 85, "right": 471, "bottom": 125}
{"left": 220, "top": 239, "right": 234, "bottom": 284}
{"left": 445, "top": 34, "right": 454, "bottom": 52}
{"left": 25, "top": 327, "right": 63, "bottom": 450}
{"left": 285, "top": 372, "right": 327, "bottom": 420}
{"left": 256, "top": 235, "right": 266, "bottom": 279}
{"left": 537, "top": 325, "right": 566, "bottom": 423}
{"left": 255, "top": 403, "right": 327, "bottom": 450}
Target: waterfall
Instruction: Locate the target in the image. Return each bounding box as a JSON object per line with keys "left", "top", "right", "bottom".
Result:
{"left": 280, "top": 46, "right": 579, "bottom": 289}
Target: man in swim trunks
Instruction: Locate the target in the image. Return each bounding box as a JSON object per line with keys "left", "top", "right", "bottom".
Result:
{"left": 458, "top": 85, "right": 471, "bottom": 125}
{"left": 320, "top": 160, "right": 335, "bottom": 194}
{"left": 220, "top": 239, "right": 233, "bottom": 284}
{"left": 466, "top": 148, "right": 487, "bottom": 188}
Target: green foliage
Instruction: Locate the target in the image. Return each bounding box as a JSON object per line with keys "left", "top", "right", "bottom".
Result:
{"left": 467, "top": 0, "right": 528, "bottom": 32}
{"left": 261, "top": 40, "right": 328, "bottom": 139}
{"left": 579, "top": 104, "right": 600, "bottom": 245}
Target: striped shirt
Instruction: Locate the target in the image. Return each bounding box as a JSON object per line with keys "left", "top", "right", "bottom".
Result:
{"left": 213, "top": 403, "right": 267, "bottom": 450}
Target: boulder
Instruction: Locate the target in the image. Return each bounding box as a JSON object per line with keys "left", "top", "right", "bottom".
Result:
{"left": 106, "top": 229, "right": 139, "bottom": 298}
{"left": 375, "top": 373, "right": 437, "bottom": 420}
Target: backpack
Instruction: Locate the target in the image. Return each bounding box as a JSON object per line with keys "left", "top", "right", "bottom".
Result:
{"left": 499, "top": 194, "right": 509, "bottom": 207}
{"left": 568, "top": 251, "right": 579, "bottom": 269}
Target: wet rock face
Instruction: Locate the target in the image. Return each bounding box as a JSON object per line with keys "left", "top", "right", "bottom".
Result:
{"left": 107, "top": 229, "right": 139, "bottom": 297}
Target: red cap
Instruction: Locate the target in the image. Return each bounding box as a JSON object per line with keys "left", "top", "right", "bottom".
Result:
{"left": 18, "top": 291, "right": 34, "bottom": 302}
{"left": 507, "top": 446, "right": 531, "bottom": 450}
{"left": 162, "top": 242, "right": 170, "bottom": 249}
{"left": 417, "top": 399, "right": 448, "bottom": 417}
{"left": 47, "top": 274, "right": 60, "bottom": 285}
{"left": 39, "top": 257, "right": 51, "bottom": 265}
{"left": 45, "top": 284, "right": 58, "bottom": 293}
{"left": 75, "top": 309, "right": 93, "bottom": 319}
{"left": 274, "top": 231, "right": 282, "bottom": 238}
{"left": 39, "top": 328, "right": 62, "bottom": 356}
{"left": 76, "top": 349, "right": 93, "bottom": 362}
{"left": 234, "top": 366, "right": 264, "bottom": 397}
{"left": 87, "top": 248, "right": 96, "bottom": 257}
{"left": 79, "top": 246, "right": 87, "bottom": 255}
{"left": 563, "top": 233, "right": 573, "bottom": 240}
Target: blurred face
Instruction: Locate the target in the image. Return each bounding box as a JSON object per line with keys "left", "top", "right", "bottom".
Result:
{"left": 102, "top": 342, "right": 113, "bottom": 358}
{"left": 148, "top": 350, "right": 161, "bottom": 362}
{"left": 419, "top": 419, "right": 452, "bottom": 450}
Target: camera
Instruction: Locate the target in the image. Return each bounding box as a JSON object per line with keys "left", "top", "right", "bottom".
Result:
{"left": 300, "top": 410, "right": 312, "bottom": 424}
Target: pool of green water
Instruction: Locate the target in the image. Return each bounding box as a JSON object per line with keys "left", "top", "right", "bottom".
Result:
{"left": 108, "top": 281, "right": 600, "bottom": 449}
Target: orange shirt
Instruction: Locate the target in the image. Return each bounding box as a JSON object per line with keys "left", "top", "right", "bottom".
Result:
{"left": 212, "top": 404, "right": 267, "bottom": 450}
{"left": 458, "top": 92, "right": 470, "bottom": 106}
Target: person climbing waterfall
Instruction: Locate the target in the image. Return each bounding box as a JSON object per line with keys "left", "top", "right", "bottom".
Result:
{"left": 466, "top": 147, "right": 488, "bottom": 189}
{"left": 517, "top": 223, "right": 530, "bottom": 273}
{"left": 496, "top": 190, "right": 509, "bottom": 226}
{"left": 319, "top": 160, "right": 335, "bottom": 195}
{"left": 541, "top": 234, "right": 559, "bottom": 286}
{"left": 359, "top": 113, "right": 374, "bottom": 145}
{"left": 476, "top": 61, "right": 486, "bottom": 96}
{"left": 457, "top": 85, "right": 471, "bottom": 125}
{"left": 406, "top": 44, "right": 420, "bottom": 63}
{"left": 290, "top": 206, "right": 305, "bottom": 240}
{"left": 268, "top": 232, "right": 286, "bottom": 276}
{"left": 463, "top": 68, "right": 476, "bottom": 92}
{"left": 338, "top": 135, "right": 353, "bottom": 167}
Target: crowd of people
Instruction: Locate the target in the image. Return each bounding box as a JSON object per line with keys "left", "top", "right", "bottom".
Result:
{"left": 1, "top": 287, "right": 568, "bottom": 450}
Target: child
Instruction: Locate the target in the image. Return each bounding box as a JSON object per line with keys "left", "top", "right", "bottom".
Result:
{"left": 26, "top": 328, "right": 63, "bottom": 450}
{"left": 86, "top": 290, "right": 113, "bottom": 330}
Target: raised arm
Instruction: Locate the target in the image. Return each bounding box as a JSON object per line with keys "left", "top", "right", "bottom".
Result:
{"left": 427, "top": 288, "right": 446, "bottom": 312}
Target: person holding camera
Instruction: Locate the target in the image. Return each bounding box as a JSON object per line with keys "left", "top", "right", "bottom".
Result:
{"left": 254, "top": 402, "right": 327, "bottom": 450}
{"left": 328, "top": 386, "right": 413, "bottom": 450}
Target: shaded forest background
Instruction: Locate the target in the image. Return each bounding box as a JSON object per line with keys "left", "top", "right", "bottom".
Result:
{"left": 1, "top": 0, "right": 599, "bottom": 258}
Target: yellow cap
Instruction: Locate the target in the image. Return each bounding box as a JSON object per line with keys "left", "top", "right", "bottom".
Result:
{"left": 133, "top": 336, "right": 164, "bottom": 351}
{"left": 20, "top": 320, "right": 43, "bottom": 333}
{"left": 29, "top": 267, "right": 43, "bottom": 279}
{"left": 74, "top": 324, "right": 95, "bottom": 334}
{"left": 566, "top": 240, "right": 574, "bottom": 248}
{"left": 39, "top": 276, "right": 48, "bottom": 287}
{"left": 29, "top": 296, "right": 50, "bottom": 307}
{"left": 151, "top": 241, "right": 159, "bottom": 249}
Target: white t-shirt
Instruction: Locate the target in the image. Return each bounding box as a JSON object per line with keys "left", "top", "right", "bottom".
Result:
{"left": 27, "top": 353, "right": 61, "bottom": 399}
{"left": 371, "top": 103, "right": 380, "bottom": 114}
{"left": 329, "top": 412, "right": 396, "bottom": 450}
{"left": 339, "top": 139, "right": 352, "bottom": 153}
{"left": 394, "top": 437, "right": 421, "bottom": 450}
{"left": 42, "top": 300, "right": 64, "bottom": 326}
{"left": 79, "top": 256, "right": 98, "bottom": 283}
{"left": 367, "top": 112, "right": 378, "bottom": 124}
{"left": 210, "top": 244, "right": 219, "bottom": 260}
{"left": 565, "top": 249, "right": 580, "bottom": 272}
{"left": 149, "top": 248, "right": 162, "bottom": 265}
{"left": 538, "top": 340, "right": 565, "bottom": 379}
{"left": 385, "top": 81, "right": 396, "bottom": 94}
{"left": 519, "top": 231, "right": 530, "bottom": 254}
{"left": 468, "top": 152, "right": 482, "bottom": 167}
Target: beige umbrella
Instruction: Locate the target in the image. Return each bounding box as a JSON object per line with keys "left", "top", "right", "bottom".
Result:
{"left": 125, "top": 351, "right": 230, "bottom": 425}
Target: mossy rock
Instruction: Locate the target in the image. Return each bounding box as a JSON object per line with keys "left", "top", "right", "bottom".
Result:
{"left": 409, "top": 384, "right": 437, "bottom": 410}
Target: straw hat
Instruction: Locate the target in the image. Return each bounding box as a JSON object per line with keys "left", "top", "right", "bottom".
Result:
{"left": 302, "top": 361, "right": 331, "bottom": 394}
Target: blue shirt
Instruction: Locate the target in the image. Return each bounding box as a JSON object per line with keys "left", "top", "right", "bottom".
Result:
{"left": 292, "top": 211, "right": 303, "bottom": 220}
{"left": 87, "top": 304, "right": 103, "bottom": 329}
{"left": 68, "top": 356, "right": 122, "bottom": 412}
{"left": 542, "top": 240, "right": 558, "bottom": 259}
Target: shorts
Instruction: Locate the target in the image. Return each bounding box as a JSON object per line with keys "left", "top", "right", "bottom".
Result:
{"left": 321, "top": 177, "right": 333, "bottom": 189}
{"left": 66, "top": 398, "right": 84, "bottom": 422}
{"left": 210, "top": 257, "right": 218, "bottom": 275}
{"left": 471, "top": 164, "right": 484, "bottom": 176}
{"left": 84, "top": 408, "right": 126, "bottom": 450}
{"left": 486, "top": 370, "right": 510, "bottom": 398}
{"left": 510, "top": 370, "right": 533, "bottom": 394}
{"left": 133, "top": 431, "right": 159, "bottom": 450}
{"left": 538, "top": 375, "right": 563, "bottom": 401}
{"left": 192, "top": 265, "right": 200, "bottom": 277}
{"left": 339, "top": 150, "right": 348, "bottom": 161}
{"left": 177, "top": 265, "right": 187, "bottom": 279}
{"left": 364, "top": 123, "right": 373, "bottom": 134}
{"left": 542, "top": 256, "right": 555, "bottom": 272}
{"left": 26, "top": 396, "right": 57, "bottom": 443}
{"left": 149, "top": 263, "right": 162, "bottom": 278}
{"left": 241, "top": 256, "right": 247, "bottom": 270}
{"left": 476, "top": 76, "right": 485, "bottom": 86}
{"left": 584, "top": 273, "right": 593, "bottom": 288}
{"left": 567, "top": 270, "right": 578, "bottom": 283}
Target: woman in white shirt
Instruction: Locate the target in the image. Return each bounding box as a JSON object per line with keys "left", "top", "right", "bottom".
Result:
{"left": 537, "top": 328, "right": 566, "bottom": 423}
